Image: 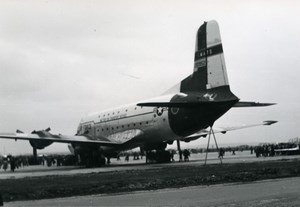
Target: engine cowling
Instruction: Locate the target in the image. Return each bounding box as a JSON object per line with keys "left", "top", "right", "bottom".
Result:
{"left": 29, "top": 128, "right": 54, "bottom": 149}
{"left": 29, "top": 139, "right": 53, "bottom": 150}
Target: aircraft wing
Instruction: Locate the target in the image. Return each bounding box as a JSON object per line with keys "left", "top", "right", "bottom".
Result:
{"left": 0, "top": 129, "right": 144, "bottom": 146}
{"left": 182, "top": 120, "right": 277, "bottom": 142}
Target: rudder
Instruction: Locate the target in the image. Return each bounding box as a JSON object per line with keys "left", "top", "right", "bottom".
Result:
{"left": 180, "top": 20, "right": 229, "bottom": 92}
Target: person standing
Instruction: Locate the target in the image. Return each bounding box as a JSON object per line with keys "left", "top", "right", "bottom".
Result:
{"left": 2, "top": 158, "right": 8, "bottom": 171}
{"left": 10, "top": 156, "right": 16, "bottom": 172}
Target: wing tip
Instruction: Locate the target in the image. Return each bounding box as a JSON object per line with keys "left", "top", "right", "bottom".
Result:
{"left": 263, "top": 120, "right": 278, "bottom": 126}
{"left": 234, "top": 102, "right": 277, "bottom": 107}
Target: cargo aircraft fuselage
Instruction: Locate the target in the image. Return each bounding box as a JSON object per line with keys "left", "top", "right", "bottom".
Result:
{"left": 0, "top": 20, "right": 276, "bottom": 166}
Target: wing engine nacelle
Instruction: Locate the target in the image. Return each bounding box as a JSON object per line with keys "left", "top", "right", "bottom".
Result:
{"left": 29, "top": 139, "right": 53, "bottom": 150}
{"left": 182, "top": 134, "right": 207, "bottom": 143}
{"left": 29, "top": 127, "right": 53, "bottom": 149}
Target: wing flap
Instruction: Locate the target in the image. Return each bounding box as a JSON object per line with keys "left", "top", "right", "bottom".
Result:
{"left": 0, "top": 132, "right": 120, "bottom": 146}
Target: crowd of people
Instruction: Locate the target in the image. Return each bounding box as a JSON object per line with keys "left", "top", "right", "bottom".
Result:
{"left": 254, "top": 143, "right": 300, "bottom": 157}
{"left": 0, "top": 155, "right": 30, "bottom": 172}
{"left": 254, "top": 144, "right": 276, "bottom": 157}
{"left": 39, "top": 155, "right": 77, "bottom": 167}
{"left": 0, "top": 154, "right": 77, "bottom": 172}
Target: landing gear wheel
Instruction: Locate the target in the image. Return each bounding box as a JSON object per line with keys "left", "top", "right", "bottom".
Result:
{"left": 156, "top": 150, "right": 171, "bottom": 163}
{"left": 146, "top": 150, "right": 171, "bottom": 163}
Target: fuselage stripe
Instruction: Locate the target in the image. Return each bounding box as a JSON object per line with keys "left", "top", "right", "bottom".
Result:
{"left": 82, "top": 111, "right": 154, "bottom": 125}
{"left": 194, "top": 44, "right": 223, "bottom": 61}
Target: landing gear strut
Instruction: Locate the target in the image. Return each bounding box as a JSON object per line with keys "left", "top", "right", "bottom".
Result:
{"left": 176, "top": 139, "right": 183, "bottom": 162}
{"left": 204, "top": 126, "right": 222, "bottom": 165}
{"left": 32, "top": 147, "right": 38, "bottom": 165}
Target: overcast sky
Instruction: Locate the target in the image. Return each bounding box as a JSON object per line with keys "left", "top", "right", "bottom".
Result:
{"left": 0, "top": 0, "right": 299, "bottom": 155}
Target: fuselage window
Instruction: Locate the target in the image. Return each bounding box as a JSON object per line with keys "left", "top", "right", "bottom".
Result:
{"left": 146, "top": 121, "right": 148, "bottom": 124}
{"left": 140, "top": 122, "right": 142, "bottom": 125}
{"left": 133, "top": 123, "right": 136, "bottom": 126}
{"left": 154, "top": 114, "right": 156, "bottom": 118}
{"left": 122, "top": 125, "right": 124, "bottom": 128}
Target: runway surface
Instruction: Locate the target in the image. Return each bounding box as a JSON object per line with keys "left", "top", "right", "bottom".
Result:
{"left": 1, "top": 151, "right": 299, "bottom": 179}
{"left": 2, "top": 151, "right": 300, "bottom": 206}
{"left": 5, "top": 177, "right": 300, "bottom": 207}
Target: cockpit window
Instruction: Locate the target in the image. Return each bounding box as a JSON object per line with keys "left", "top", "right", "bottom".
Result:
{"left": 77, "top": 125, "right": 82, "bottom": 135}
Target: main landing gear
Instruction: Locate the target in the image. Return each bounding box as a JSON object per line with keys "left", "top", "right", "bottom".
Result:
{"left": 146, "top": 150, "right": 171, "bottom": 163}
{"left": 79, "top": 150, "right": 106, "bottom": 167}
{"left": 176, "top": 139, "right": 183, "bottom": 162}
{"left": 144, "top": 143, "right": 172, "bottom": 164}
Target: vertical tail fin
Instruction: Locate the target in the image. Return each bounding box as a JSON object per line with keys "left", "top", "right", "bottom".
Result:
{"left": 180, "top": 20, "right": 229, "bottom": 92}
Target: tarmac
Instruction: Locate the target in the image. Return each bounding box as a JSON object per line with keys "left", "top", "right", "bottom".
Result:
{"left": 1, "top": 151, "right": 300, "bottom": 206}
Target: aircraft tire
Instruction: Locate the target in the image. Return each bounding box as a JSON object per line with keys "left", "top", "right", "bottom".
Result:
{"left": 156, "top": 150, "right": 171, "bottom": 163}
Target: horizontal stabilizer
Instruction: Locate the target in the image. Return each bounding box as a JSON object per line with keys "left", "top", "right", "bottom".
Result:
{"left": 233, "top": 101, "right": 276, "bottom": 107}
{"left": 137, "top": 100, "right": 236, "bottom": 108}
{"left": 182, "top": 120, "right": 278, "bottom": 142}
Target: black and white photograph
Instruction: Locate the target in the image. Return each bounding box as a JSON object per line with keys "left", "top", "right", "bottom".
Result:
{"left": 0, "top": 0, "right": 300, "bottom": 206}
